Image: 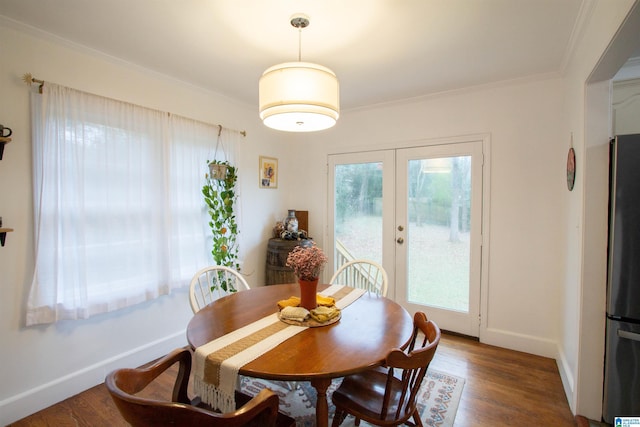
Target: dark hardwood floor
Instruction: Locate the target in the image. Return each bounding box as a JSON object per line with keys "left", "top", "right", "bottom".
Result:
{"left": 429, "top": 334, "right": 578, "bottom": 426}
{"left": 9, "top": 333, "right": 580, "bottom": 426}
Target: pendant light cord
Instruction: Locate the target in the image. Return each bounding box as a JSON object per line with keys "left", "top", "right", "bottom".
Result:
{"left": 298, "top": 27, "right": 302, "bottom": 61}
{"left": 291, "top": 14, "right": 309, "bottom": 62}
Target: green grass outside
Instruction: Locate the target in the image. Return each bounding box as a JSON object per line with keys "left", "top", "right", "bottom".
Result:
{"left": 335, "top": 215, "right": 470, "bottom": 311}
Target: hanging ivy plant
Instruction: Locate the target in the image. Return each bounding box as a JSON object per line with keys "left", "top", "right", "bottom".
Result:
{"left": 202, "top": 159, "right": 239, "bottom": 291}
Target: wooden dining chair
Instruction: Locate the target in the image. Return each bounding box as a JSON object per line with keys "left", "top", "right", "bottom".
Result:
{"left": 329, "top": 259, "right": 389, "bottom": 297}
{"left": 189, "top": 265, "right": 250, "bottom": 313}
{"left": 106, "top": 347, "right": 296, "bottom": 427}
{"left": 330, "top": 312, "right": 441, "bottom": 427}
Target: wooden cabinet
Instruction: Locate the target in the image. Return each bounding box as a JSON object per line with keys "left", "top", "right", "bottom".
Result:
{"left": 265, "top": 238, "right": 301, "bottom": 285}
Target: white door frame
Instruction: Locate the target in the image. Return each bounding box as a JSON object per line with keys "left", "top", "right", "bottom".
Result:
{"left": 326, "top": 133, "right": 491, "bottom": 339}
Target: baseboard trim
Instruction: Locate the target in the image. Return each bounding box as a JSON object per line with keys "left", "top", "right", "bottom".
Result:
{"left": 0, "top": 330, "right": 186, "bottom": 426}
{"left": 481, "top": 327, "right": 557, "bottom": 358}
{"left": 442, "top": 329, "right": 480, "bottom": 341}
{"left": 556, "top": 345, "right": 576, "bottom": 413}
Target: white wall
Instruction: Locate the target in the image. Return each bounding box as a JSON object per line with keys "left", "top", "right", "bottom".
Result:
{"left": 558, "top": 0, "right": 638, "bottom": 420}
{"left": 290, "top": 77, "right": 567, "bottom": 358}
{"left": 0, "top": 21, "right": 295, "bottom": 425}
{"left": 1, "top": 1, "right": 638, "bottom": 424}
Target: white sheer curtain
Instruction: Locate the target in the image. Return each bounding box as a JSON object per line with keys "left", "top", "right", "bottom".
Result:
{"left": 167, "top": 116, "right": 239, "bottom": 286}
{"left": 27, "top": 84, "right": 238, "bottom": 325}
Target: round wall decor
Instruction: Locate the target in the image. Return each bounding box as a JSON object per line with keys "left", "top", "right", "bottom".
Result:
{"left": 567, "top": 147, "right": 576, "bottom": 191}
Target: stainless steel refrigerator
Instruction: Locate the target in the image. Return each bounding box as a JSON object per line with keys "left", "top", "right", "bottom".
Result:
{"left": 603, "top": 134, "right": 640, "bottom": 423}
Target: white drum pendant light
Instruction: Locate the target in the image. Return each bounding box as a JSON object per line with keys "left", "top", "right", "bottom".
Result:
{"left": 259, "top": 15, "right": 340, "bottom": 132}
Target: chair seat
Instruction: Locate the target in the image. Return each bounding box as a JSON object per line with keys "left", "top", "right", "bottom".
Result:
{"left": 332, "top": 370, "right": 407, "bottom": 424}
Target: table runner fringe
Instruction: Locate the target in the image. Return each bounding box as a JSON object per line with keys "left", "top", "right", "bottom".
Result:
{"left": 194, "top": 375, "right": 236, "bottom": 413}
{"left": 195, "top": 319, "right": 307, "bottom": 412}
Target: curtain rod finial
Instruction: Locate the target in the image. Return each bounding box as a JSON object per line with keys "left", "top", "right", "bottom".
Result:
{"left": 23, "top": 72, "right": 45, "bottom": 93}
{"left": 22, "top": 72, "right": 34, "bottom": 85}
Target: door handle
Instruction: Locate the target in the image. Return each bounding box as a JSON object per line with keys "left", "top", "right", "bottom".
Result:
{"left": 397, "top": 237, "right": 404, "bottom": 244}
{"left": 618, "top": 329, "right": 640, "bottom": 342}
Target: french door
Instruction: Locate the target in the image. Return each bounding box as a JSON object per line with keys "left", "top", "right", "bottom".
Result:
{"left": 328, "top": 140, "right": 485, "bottom": 336}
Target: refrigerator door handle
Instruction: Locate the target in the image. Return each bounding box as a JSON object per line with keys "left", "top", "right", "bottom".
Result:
{"left": 618, "top": 329, "right": 640, "bottom": 342}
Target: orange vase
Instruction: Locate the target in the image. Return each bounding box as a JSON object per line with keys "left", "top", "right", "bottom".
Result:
{"left": 298, "top": 277, "right": 319, "bottom": 310}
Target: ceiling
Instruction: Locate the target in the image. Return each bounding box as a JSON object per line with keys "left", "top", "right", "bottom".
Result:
{"left": 0, "top": 0, "right": 585, "bottom": 111}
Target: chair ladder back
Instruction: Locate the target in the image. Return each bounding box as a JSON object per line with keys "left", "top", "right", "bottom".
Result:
{"left": 362, "top": 263, "right": 381, "bottom": 294}
{"left": 401, "top": 364, "right": 429, "bottom": 419}
{"left": 382, "top": 350, "right": 430, "bottom": 421}
{"left": 209, "top": 269, "right": 235, "bottom": 298}
{"left": 380, "top": 366, "right": 396, "bottom": 420}
{"left": 385, "top": 314, "right": 441, "bottom": 422}
{"left": 330, "top": 260, "right": 388, "bottom": 297}
{"left": 407, "top": 311, "right": 435, "bottom": 351}
{"left": 189, "top": 266, "right": 249, "bottom": 313}
{"left": 390, "top": 366, "right": 416, "bottom": 421}
{"left": 194, "top": 273, "right": 211, "bottom": 310}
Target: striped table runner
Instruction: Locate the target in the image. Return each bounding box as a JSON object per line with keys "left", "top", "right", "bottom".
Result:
{"left": 193, "top": 285, "right": 366, "bottom": 413}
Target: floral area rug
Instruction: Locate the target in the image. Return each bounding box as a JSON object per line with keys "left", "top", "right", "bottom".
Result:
{"left": 240, "top": 369, "right": 464, "bottom": 427}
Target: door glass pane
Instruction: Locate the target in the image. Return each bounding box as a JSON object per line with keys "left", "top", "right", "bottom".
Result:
{"left": 407, "top": 156, "right": 471, "bottom": 312}
{"left": 334, "top": 162, "right": 383, "bottom": 266}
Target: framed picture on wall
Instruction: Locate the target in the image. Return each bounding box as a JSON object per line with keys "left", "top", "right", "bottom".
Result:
{"left": 259, "top": 156, "right": 278, "bottom": 189}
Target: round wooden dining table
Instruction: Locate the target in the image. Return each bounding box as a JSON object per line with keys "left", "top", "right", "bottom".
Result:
{"left": 186, "top": 283, "right": 414, "bottom": 427}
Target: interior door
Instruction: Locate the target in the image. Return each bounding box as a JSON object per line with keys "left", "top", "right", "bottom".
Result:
{"left": 328, "top": 140, "right": 484, "bottom": 336}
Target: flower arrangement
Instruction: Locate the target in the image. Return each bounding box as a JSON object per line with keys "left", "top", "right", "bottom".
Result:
{"left": 286, "top": 242, "right": 328, "bottom": 281}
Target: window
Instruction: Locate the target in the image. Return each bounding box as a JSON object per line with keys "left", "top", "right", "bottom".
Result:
{"left": 26, "top": 84, "right": 239, "bottom": 325}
